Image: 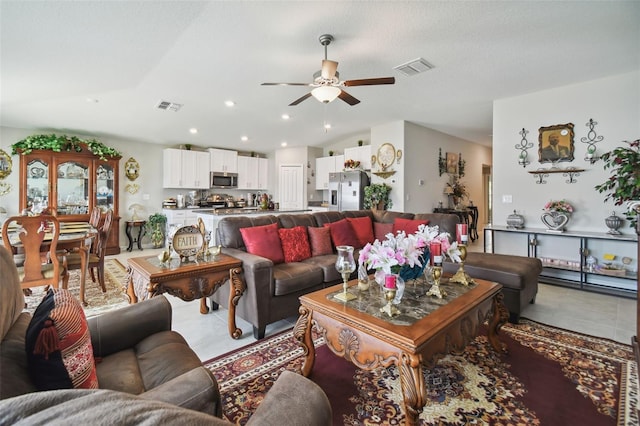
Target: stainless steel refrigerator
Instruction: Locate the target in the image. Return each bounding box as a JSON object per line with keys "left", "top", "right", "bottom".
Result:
{"left": 328, "top": 171, "right": 370, "bottom": 211}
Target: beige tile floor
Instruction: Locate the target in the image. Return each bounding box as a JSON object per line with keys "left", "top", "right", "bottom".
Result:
{"left": 112, "top": 232, "right": 637, "bottom": 362}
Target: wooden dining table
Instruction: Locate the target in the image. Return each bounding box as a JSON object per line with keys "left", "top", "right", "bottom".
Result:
{"left": 2, "top": 221, "right": 98, "bottom": 305}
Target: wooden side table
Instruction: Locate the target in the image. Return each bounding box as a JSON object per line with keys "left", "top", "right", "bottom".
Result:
{"left": 125, "top": 220, "right": 145, "bottom": 252}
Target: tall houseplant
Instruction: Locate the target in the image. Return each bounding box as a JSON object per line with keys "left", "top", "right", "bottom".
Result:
{"left": 146, "top": 213, "right": 167, "bottom": 248}
{"left": 364, "top": 183, "right": 393, "bottom": 210}
{"left": 595, "top": 139, "right": 640, "bottom": 227}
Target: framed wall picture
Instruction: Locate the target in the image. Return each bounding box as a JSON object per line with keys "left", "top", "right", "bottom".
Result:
{"left": 538, "top": 123, "right": 575, "bottom": 164}
{"left": 446, "top": 152, "right": 458, "bottom": 174}
{"left": 0, "top": 149, "right": 12, "bottom": 179}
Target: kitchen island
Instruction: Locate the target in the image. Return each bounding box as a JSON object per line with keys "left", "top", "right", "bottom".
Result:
{"left": 195, "top": 208, "right": 312, "bottom": 246}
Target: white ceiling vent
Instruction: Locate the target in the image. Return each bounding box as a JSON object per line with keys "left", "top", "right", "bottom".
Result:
{"left": 393, "top": 58, "right": 433, "bottom": 77}
{"left": 155, "top": 100, "right": 183, "bottom": 112}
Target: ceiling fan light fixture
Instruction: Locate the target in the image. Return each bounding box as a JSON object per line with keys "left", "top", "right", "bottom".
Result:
{"left": 311, "top": 86, "right": 341, "bottom": 103}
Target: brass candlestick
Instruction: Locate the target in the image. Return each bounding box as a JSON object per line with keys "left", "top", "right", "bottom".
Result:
{"left": 334, "top": 246, "right": 357, "bottom": 302}
{"left": 380, "top": 288, "right": 399, "bottom": 317}
{"left": 335, "top": 271, "right": 357, "bottom": 302}
{"left": 426, "top": 266, "right": 447, "bottom": 299}
{"left": 449, "top": 244, "right": 475, "bottom": 286}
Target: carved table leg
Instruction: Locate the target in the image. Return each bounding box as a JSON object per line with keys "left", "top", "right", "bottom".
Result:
{"left": 227, "top": 267, "right": 246, "bottom": 339}
{"left": 125, "top": 266, "right": 138, "bottom": 304}
{"left": 399, "top": 352, "right": 427, "bottom": 426}
{"left": 293, "top": 305, "right": 315, "bottom": 377}
{"left": 488, "top": 292, "right": 509, "bottom": 353}
{"left": 200, "top": 298, "right": 209, "bottom": 314}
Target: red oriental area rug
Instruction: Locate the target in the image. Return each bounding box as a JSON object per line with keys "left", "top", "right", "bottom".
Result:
{"left": 204, "top": 319, "right": 638, "bottom": 425}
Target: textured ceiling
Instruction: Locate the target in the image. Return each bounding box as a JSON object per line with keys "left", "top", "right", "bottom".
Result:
{"left": 1, "top": 1, "right": 638, "bottom": 151}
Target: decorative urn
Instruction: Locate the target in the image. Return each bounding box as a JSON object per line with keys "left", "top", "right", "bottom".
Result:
{"left": 605, "top": 211, "right": 623, "bottom": 235}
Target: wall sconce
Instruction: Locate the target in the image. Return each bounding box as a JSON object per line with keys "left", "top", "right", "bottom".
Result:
{"left": 581, "top": 118, "right": 604, "bottom": 164}
{"left": 515, "top": 128, "right": 533, "bottom": 168}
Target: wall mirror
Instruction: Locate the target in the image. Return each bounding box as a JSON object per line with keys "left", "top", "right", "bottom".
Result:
{"left": 538, "top": 123, "right": 575, "bottom": 164}
{"left": 0, "top": 149, "right": 12, "bottom": 179}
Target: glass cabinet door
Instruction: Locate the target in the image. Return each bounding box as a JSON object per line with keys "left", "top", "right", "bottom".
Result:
{"left": 96, "top": 162, "right": 115, "bottom": 211}
{"left": 26, "top": 159, "right": 50, "bottom": 213}
{"left": 56, "top": 160, "right": 90, "bottom": 216}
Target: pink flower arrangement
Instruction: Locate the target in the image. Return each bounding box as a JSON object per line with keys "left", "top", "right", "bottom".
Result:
{"left": 358, "top": 224, "right": 461, "bottom": 284}
{"left": 543, "top": 200, "right": 574, "bottom": 214}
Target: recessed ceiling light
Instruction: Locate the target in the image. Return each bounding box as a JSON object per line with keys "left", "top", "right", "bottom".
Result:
{"left": 281, "top": 142, "right": 287, "bottom": 147}
{"left": 324, "top": 123, "right": 331, "bottom": 129}
{"left": 241, "top": 136, "right": 248, "bottom": 142}
{"left": 189, "top": 128, "right": 198, "bottom": 134}
{"left": 225, "top": 100, "right": 235, "bottom": 107}
{"left": 281, "top": 114, "right": 290, "bottom": 120}
{"left": 86, "top": 97, "right": 99, "bottom": 103}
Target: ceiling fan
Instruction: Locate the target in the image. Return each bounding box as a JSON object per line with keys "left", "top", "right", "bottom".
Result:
{"left": 261, "top": 34, "right": 395, "bottom": 106}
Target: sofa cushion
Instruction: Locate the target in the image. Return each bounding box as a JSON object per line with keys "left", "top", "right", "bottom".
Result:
{"left": 374, "top": 222, "right": 394, "bottom": 242}
{"left": 240, "top": 223, "right": 284, "bottom": 264}
{"left": 308, "top": 227, "right": 333, "bottom": 256}
{"left": 25, "top": 288, "right": 99, "bottom": 391}
{"left": 278, "top": 226, "right": 312, "bottom": 263}
{"left": 302, "top": 254, "right": 342, "bottom": 283}
{"left": 272, "top": 263, "right": 324, "bottom": 296}
{"left": 346, "top": 216, "right": 374, "bottom": 247}
{"left": 324, "top": 219, "right": 361, "bottom": 248}
{"left": 393, "top": 217, "right": 429, "bottom": 235}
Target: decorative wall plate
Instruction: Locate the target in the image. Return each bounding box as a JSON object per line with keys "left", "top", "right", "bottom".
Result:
{"left": 376, "top": 143, "right": 396, "bottom": 171}
{"left": 0, "top": 149, "right": 12, "bottom": 179}
{"left": 0, "top": 181, "right": 11, "bottom": 196}
{"left": 125, "top": 157, "right": 140, "bottom": 181}
{"left": 172, "top": 225, "right": 205, "bottom": 262}
{"left": 125, "top": 183, "right": 139, "bottom": 194}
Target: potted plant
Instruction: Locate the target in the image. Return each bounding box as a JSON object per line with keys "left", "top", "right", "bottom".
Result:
{"left": 595, "top": 139, "right": 640, "bottom": 227}
{"left": 146, "top": 213, "right": 167, "bottom": 248}
{"left": 12, "top": 134, "right": 121, "bottom": 160}
{"left": 364, "top": 183, "right": 393, "bottom": 210}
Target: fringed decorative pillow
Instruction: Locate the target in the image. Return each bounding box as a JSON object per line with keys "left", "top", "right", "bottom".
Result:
{"left": 25, "top": 288, "right": 98, "bottom": 391}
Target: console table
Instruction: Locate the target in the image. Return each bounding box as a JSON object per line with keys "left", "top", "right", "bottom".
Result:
{"left": 484, "top": 224, "right": 638, "bottom": 297}
{"left": 125, "top": 220, "right": 145, "bottom": 252}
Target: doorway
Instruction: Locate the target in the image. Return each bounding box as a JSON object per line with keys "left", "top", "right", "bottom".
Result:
{"left": 278, "top": 164, "right": 304, "bottom": 210}
{"left": 482, "top": 164, "right": 492, "bottom": 224}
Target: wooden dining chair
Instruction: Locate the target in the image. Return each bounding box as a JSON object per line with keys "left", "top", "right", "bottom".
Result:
{"left": 1, "top": 215, "right": 69, "bottom": 292}
{"left": 63, "top": 209, "right": 114, "bottom": 305}
{"left": 88, "top": 206, "right": 101, "bottom": 228}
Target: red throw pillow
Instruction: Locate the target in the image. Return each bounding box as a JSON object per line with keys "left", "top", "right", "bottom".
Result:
{"left": 393, "top": 218, "right": 429, "bottom": 235}
{"left": 346, "top": 216, "right": 374, "bottom": 247}
{"left": 239, "top": 223, "right": 284, "bottom": 264}
{"left": 278, "top": 226, "right": 312, "bottom": 263}
{"left": 324, "top": 219, "right": 361, "bottom": 248}
{"left": 374, "top": 222, "right": 394, "bottom": 241}
{"left": 26, "top": 288, "right": 99, "bottom": 391}
{"left": 308, "top": 227, "right": 333, "bottom": 256}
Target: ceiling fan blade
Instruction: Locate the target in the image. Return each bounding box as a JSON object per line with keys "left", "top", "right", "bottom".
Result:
{"left": 321, "top": 60, "right": 339, "bottom": 79}
{"left": 289, "top": 92, "right": 313, "bottom": 106}
{"left": 343, "top": 77, "right": 395, "bottom": 87}
{"left": 338, "top": 90, "right": 360, "bottom": 106}
{"left": 262, "top": 82, "right": 311, "bottom": 86}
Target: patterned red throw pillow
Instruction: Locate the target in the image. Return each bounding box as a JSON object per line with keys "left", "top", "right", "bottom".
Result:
{"left": 26, "top": 288, "right": 99, "bottom": 391}
{"left": 278, "top": 226, "right": 312, "bottom": 263}
{"left": 324, "top": 219, "right": 361, "bottom": 249}
{"left": 393, "top": 218, "right": 429, "bottom": 235}
{"left": 308, "top": 226, "right": 333, "bottom": 257}
{"left": 239, "top": 222, "right": 285, "bottom": 264}
{"left": 374, "top": 222, "right": 394, "bottom": 241}
{"left": 346, "top": 216, "right": 374, "bottom": 247}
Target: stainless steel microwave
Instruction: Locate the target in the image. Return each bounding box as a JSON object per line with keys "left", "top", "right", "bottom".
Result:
{"left": 210, "top": 172, "right": 238, "bottom": 188}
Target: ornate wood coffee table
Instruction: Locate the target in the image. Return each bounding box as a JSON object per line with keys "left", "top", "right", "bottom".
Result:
{"left": 294, "top": 277, "right": 508, "bottom": 426}
{"left": 125, "top": 253, "right": 245, "bottom": 339}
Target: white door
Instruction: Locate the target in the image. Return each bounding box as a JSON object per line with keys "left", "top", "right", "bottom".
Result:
{"left": 278, "top": 164, "right": 304, "bottom": 210}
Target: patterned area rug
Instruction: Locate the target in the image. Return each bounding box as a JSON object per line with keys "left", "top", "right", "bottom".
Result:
{"left": 23, "top": 259, "right": 129, "bottom": 318}
{"left": 204, "top": 319, "right": 638, "bottom": 425}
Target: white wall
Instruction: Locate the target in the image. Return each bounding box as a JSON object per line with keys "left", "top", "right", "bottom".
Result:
{"left": 493, "top": 71, "right": 640, "bottom": 235}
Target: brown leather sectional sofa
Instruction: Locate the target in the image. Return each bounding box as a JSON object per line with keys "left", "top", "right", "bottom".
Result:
{"left": 212, "top": 210, "right": 541, "bottom": 339}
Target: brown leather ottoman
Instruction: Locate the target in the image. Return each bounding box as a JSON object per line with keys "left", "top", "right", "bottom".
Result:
{"left": 444, "top": 252, "right": 542, "bottom": 323}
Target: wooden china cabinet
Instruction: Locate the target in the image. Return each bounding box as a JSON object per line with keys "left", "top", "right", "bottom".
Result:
{"left": 17, "top": 145, "right": 121, "bottom": 255}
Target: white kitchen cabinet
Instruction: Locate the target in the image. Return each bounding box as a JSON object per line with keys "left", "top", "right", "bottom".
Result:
{"left": 344, "top": 145, "right": 372, "bottom": 170}
{"left": 237, "top": 156, "right": 268, "bottom": 190}
{"left": 163, "top": 149, "right": 210, "bottom": 189}
{"left": 315, "top": 154, "right": 344, "bottom": 190}
{"left": 209, "top": 148, "right": 238, "bottom": 173}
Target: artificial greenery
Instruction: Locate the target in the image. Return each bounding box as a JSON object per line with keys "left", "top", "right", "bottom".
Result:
{"left": 146, "top": 213, "right": 167, "bottom": 248}
{"left": 12, "top": 134, "right": 121, "bottom": 161}
{"left": 595, "top": 139, "right": 640, "bottom": 227}
{"left": 363, "top": 183, "right": 393, "bottom": 210}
